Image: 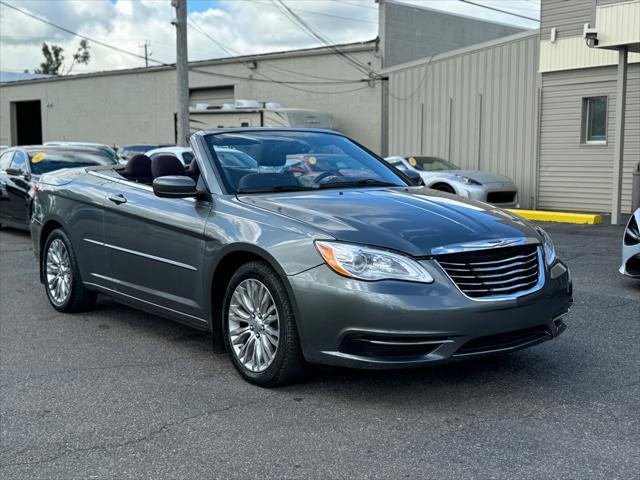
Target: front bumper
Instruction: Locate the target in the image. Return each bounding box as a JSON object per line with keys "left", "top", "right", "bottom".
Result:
{"left": 461, "top": 184, "right": 519, "bottom": 208}
{"left": 288, "top": 259, "right": 572, "bottom": 368}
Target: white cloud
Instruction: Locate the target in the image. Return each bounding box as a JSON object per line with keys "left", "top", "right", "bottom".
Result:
{"left": 0, "top": 0, "right": 538, "bottom": 75}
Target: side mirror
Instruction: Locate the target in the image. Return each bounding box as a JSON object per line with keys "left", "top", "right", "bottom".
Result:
{"left": 153, "top": 176, "right": 197, "bottom": 198}
{"left": 405, "top": 169, "right": 425, "bottom": 186}
{"left": 6, "top": 167, "right": 24, "bottom": 176}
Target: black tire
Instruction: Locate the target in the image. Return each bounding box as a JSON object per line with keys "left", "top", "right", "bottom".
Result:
{"left": 43, "top": 228, "right": 96, "bottom": 313}
{"left": 222, "top": 261, "right": 306, "bottom": 387}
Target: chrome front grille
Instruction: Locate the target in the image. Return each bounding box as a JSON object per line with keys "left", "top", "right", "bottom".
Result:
{"left": 436, "top": 244, "right": 541, "bottom": 299}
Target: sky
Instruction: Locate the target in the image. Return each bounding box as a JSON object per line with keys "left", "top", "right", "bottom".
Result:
{"left": 0, "top": 0, "right": 540, "bottom": 75}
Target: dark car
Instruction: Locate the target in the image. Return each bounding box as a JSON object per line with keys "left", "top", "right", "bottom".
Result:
{"left": 0, "top": 146, "right": 117, "bottom": 230}
{"left": 30, "top": 129, "right": 572, "bottom": 387}
{"left": 117, "top": 144, "right": 172, "bottom": 162}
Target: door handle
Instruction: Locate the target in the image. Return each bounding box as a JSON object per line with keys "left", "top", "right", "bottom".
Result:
{"left": 107, "top": 194, "right": 127, "bottom": 205}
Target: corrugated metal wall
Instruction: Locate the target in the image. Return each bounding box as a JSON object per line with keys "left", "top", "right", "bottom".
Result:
{"left": 388, "top": 32, "right": 540, "bottom": 208}
{"left": 538, "top": 64, "right": 640, "bottom": 212}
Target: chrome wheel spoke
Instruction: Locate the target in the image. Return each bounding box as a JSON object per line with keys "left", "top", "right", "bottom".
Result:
{"left": 228, "top": 278, "right": 280, "bottom": 373}
{"left": 46, "top": 239, "right": 72, "bottom": 306}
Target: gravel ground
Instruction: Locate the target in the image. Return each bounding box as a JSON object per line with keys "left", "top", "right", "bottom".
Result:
{"left": 1, "top": 222, "right": 638, "bottom": 479}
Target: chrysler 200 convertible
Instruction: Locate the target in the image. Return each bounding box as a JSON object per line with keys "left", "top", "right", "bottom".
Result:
{"left": 31, "top": 129, "right": 573, "bottom": 387}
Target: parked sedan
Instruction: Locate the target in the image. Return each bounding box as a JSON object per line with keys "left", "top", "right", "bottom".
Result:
{"left": 45, "top": 142, "right": 118, "bottom": 162}
{"left": 620, "top": 209, "right": 640, "bottom": 278}
{"left": 117, "top": 144, "right": 171, "bottom": 162}
{"left": 146, "top": 146, "right": 195, "bottom": 166}
{"left": 386, "top": 156, "right": 519, "bottom": 207}
{"left": 31, "top": 129, "right": 572, "bottom": 387}
{"left": 0, "top": 146, "right": 116, "bottom": 230}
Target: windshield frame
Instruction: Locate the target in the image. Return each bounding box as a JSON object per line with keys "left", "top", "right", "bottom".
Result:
{"left": 199, "top": 129, "right": 412, "bottom": 195}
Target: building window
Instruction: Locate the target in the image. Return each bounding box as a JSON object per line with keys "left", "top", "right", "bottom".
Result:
{"left": 582, "top": 96, "right": 607, "bottom": 144}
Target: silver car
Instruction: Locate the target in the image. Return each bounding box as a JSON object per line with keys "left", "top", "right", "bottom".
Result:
{"left": 386, "top": 156, "right": 519, "bottom": 208}
{"left": 620, "top": 209, "right": 640, "bottom": 278}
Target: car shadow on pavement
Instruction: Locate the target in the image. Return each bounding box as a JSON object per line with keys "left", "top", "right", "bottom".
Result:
{"left": 87, "top": 294, "right": 567, "bottom": 399}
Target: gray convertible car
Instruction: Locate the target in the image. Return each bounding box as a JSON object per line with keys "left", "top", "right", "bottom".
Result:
{"left": 31, "top": 129, "right": 573, "bottom": 387}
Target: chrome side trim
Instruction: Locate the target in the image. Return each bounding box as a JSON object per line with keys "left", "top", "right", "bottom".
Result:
{"left": 435, "top": 247, "right": 546, "bottom": 303}
{"left": 83, "top": 281, "right": 207, "bottom": 324}
{"left": 431, "top": 237, "right": 537, "bottom": 255}
{"left": 83, "top": 238, "right": 197, "bottom": 271}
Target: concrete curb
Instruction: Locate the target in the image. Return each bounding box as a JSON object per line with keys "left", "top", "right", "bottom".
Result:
{"left": 507, "top": 209, "right": 603, "bottom": 225}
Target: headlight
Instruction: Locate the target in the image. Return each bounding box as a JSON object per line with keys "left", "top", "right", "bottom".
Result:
{"left": 315, "top": 241, "right": 434, "bottom": 283}
{"left": 536, "top": 227, "right": 556, "bottom": 265}
{"left": 451, "top": 175, "right": 482, "bottom": 186}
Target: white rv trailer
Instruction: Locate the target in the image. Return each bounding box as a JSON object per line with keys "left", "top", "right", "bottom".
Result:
{"left": 189, "top": 100, "right": 337, "bottom": 132}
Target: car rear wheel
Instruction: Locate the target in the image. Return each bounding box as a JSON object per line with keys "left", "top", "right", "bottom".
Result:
{"left": 43, "top": 229, "right": 96, "bottom": 312}
{"left": 223, "top": 261, "right": 306, "bottom": 387}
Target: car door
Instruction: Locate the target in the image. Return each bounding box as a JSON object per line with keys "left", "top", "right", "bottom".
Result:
{"left": 5, "top": 150, "right": 32, "bottom": 224}
{"left": 101, "top": 175, "right": 212, "bottom": 323}
{"left": 0, "top": 150, "right": 15, "bottom": 222}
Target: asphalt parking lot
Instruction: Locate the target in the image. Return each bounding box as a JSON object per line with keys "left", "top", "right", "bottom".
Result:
{"left": 1, "top": 222, "right": 638, "bottom": 479}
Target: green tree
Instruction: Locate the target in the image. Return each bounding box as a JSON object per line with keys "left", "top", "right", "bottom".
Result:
{"left": 33, "top": 40, "right": 91, "bottom": 75}
{"left": 35, "top": 43, "right": 64, "bottom": 75}
{"left": 67, "top": 40, "right": 91, "bottom": 74}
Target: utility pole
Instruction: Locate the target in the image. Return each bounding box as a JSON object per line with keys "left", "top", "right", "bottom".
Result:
{"left": 139, "top": 41, "right": 151, "bottom": 68}
{"left": 172, "top": 0, "right": 189, "bottom": 146}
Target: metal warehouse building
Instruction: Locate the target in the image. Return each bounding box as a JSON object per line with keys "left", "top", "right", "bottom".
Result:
{"left": 386, "top": 0, "right": 640, "bottom": 218}
{"left": 0, "top": 41, "right": 385, "bottom": 152}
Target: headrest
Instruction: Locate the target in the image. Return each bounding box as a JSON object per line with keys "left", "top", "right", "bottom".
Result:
{"left": 237, "top": 173, "right": 298, "bottom": 192}
{"left": 151, "top": 154, "right": 185, "bottom": 178}
{"left": 124, "top": 154, "right": 152, "bottom": 178}
{"left": 259, "top": 140, "right": 309, "bottom": 167}
{"left": 187, "top": 159, "right": 200, "bottom": 174}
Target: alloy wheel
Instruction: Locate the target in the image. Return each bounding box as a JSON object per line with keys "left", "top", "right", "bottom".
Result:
{"left": 228, "top": 279, "right": 280, "bottom": 372}
{"left": 46, "top": 239, "right": 72, "bottom": 306}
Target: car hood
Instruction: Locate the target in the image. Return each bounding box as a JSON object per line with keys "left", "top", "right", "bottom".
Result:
{"left": 237, "top": 187, "right": 538, "bottom": 257}
{"left": 425, "top": 169, "right": 514, "bottom": 185}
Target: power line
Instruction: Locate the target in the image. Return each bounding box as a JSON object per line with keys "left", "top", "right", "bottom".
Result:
{"left": 259, "top": 61, "right": 360, "bottom": 82}
{"left": 1, "top": 0, "right": 374, "bottom": 93}
{"left": 188, "top": 14, "right": 364, "bottom": 83}
{"left": 271, "top": 0, "right": 373, "bottom": 76}
{"left": 386, "top": 55, "right": 434, "bottom": 102}
{"left": 458, "top": 0, "right": 539, "bottom": 22}
{"left": 287, "top": 6, "right": 377, "bottom": 24}
{"left": 0, "top": 0, "right": 171, "bottom": 66}
{"left": 188, "top": 17, "right": 370, "bottom": 94}
{"left": 190, "top": 67, "right": 371, "bottom": 94}
{"left": 326, "top": 0, "right": 378, "bottom": 11}
{"left": 229, "top": 0, "right": 377, "bottom": 24}
{"left": 188, "top": 16, "right": 237, "bottom": 57}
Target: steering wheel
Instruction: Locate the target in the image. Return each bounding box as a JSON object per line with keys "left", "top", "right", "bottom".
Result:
{"left": 313, "top": 170, "right": 346, "bottom": 184}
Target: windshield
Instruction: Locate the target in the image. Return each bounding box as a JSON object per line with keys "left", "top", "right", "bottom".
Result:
{"left": 205, "top": 131, "right": 406, "bottom": 194}
{"left": 408, "top": 156, "right": 458, "bottom": 172}
{"left": 28, "top": 149, "right": 116, "bottom": 175}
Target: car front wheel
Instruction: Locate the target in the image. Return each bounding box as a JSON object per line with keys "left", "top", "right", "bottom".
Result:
{"left": 43, "top": 229, "right": 96, "bottom": 312}
{"left": 223, "top": 261, "right": 306, "bottom": 387}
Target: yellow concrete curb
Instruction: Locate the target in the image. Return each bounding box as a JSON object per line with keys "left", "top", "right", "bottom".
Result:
{"left": 506, "top": 209, "right": 603, "bottom": 225}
